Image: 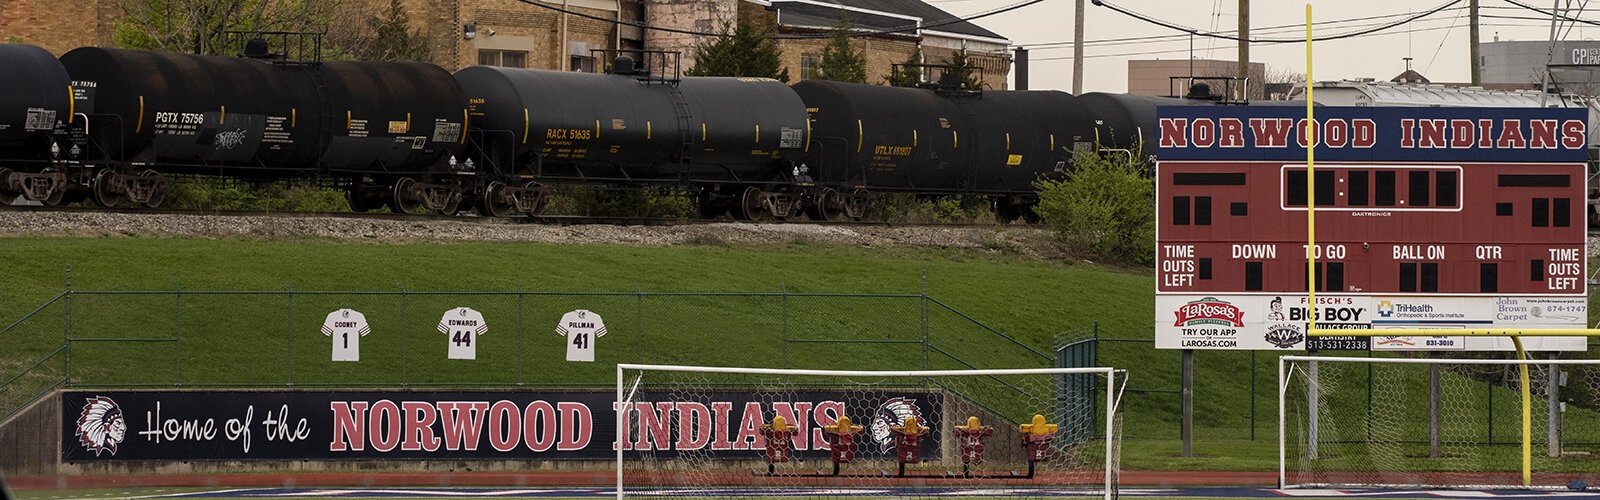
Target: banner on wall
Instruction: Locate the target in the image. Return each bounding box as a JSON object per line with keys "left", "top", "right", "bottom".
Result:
{"left": 61, "top": 390, "right": 943, "bottom": 462}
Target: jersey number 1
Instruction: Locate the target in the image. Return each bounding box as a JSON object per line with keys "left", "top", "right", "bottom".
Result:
{"left": 452, "top": 331, "right": 471, "bottom": 347}
{"left": 572, "top": 332, "right": 587, "bottom": 349}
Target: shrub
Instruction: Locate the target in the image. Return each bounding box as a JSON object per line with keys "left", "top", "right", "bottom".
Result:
{"left": 1034, "top": 150, "right": 1154, "bottom": 266}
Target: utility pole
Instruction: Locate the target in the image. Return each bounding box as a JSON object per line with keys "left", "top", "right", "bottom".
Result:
{"left": 1237, "top": 0, "right": 1250, "bottom": 99}
{"left": 1073, "top": 0, "right": 1085, "bottom": 94}
{"left": 1470, "top": 0, "right": 1482, "bottom": 85}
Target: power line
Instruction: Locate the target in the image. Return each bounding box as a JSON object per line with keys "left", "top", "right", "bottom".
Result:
{"left": 1503, "top": 0, "right": 1600, "bottom": 27}
{"left": 1089, "top": 0, "right": 1464, "bottom": 43}
{"left": 1019, "top": 10, "right": 1480, "bottom": 51}
{"left": 1028, "top": 22, "right": 1553, "bottom": 62}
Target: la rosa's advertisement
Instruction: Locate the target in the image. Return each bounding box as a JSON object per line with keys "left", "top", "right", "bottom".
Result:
{"left": 61, "top": 390, "right": 942, "bottom": 462}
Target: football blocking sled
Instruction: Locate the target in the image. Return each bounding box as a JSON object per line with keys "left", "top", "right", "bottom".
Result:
{"left": 614, "top": 364, "right": 1125, "bottom": 499}
{"left": 1279, "top": 356, "right": 1600, "bottom": 490}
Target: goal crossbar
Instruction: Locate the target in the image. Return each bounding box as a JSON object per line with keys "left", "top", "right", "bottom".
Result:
{"left": 615, "top": 364, "right": 1122, "bottom": 500}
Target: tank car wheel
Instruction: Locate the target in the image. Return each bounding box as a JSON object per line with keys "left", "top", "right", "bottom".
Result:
{"left": 809, "top": 188, "right": 844, "bottom": 221}
{"left": 139, "top": 170, "right": 167, "bottom": 209}
{"left": 389, "top": 177, "right": 422, "bottom": 215}
{"left": 482, "top": 181, "right": 512, "bottom": 218}
{"left": 849, "top": 189, "right": 873, "bottom": 221}
{"left": 523, "top": 182, "right": 549, "bottom": 215}
{"left": 737, "top": 186, "right": 771, "bottom": 221}
{"left": 91, "top": 169, "right": 123, "bottom": 208}
{"left": 0, "top": 168, "right": 18, "bottom": 203}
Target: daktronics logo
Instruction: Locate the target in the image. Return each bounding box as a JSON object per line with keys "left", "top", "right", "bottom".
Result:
{"left": 1173, "top": 297, "right": 1244, "bottom": 327}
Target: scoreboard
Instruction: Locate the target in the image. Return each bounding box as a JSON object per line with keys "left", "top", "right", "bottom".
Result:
{"left": 1153, "top": 106, "right": 1588, "bottom": 351}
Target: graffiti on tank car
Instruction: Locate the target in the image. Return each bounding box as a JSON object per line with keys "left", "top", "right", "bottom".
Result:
{"left": 214, "top": 129, "right": 247, "bottom": 150}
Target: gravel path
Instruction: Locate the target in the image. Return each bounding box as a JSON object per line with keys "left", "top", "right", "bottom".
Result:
{"left": 0, "top": 211, "right": 1063, "bottom": 257}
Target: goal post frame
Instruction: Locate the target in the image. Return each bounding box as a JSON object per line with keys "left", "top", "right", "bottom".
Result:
{"left": 614, "top": 363, "right": 1121, "bottom": 500}
{"left": 1277, "top": 355, "right": 1600, "bottom": 489}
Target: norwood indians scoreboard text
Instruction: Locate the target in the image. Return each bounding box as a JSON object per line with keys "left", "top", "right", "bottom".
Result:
{"left": 1155, "top": 106, "right": 1588, "bottom": 351}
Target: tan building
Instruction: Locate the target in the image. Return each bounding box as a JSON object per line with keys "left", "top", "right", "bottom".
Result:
{"left": 403, "top": 0, "right": 644, "bottom": 72}
{"left": 1128, "top": 59, "right": 1266, "bottom": 99}
{"left": 0, "top": 0, "right": 118, "bottom": 55}
{"left": 764, "top": 0, "right": 1011, "bottom": 90}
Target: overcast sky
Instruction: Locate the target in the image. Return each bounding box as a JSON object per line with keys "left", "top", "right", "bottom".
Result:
{"left": 933, "top": 0, "right": 1596, "bottom": 93}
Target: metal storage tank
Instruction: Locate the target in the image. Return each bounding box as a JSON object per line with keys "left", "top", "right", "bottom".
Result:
{"left": 58, "top": 47, "right": 322, "bottom": 173}
{"left": 1077, "top": 92, "right": 1183, "bottom": 152}
{"left": 455, "top": 66, "right": 808, "bottom": 182}
{"left": 0, "top": 44, "right": 72, "bottom": 161}
{"left": 791, "top": 80, "right": 964, "bottom": 190}
{"left": 317, "top": 61, "right": 467, "bottom": 174}
{"left": 795, "top": 80, "right": 1093, "bottom": 193}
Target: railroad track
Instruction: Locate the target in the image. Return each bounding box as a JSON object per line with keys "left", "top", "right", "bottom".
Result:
{"left": 0, "top": 205, "right": 1011, "bottom": 228}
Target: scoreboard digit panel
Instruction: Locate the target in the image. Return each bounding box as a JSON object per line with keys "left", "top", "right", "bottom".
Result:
{"left": 1153, "top": 106, "right": 1588, "bottom": 351}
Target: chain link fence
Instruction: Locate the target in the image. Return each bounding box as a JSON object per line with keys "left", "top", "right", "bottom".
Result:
{"left": 0, "top": 284, "right": 1058, "bottom": 423}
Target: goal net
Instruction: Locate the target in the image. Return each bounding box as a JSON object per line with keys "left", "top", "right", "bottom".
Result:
{"left": 615, "top": 364, "right": 1125, "bottom": 499}
{"left": 1280, "top": 355, "right": 1600, "bottom": 490}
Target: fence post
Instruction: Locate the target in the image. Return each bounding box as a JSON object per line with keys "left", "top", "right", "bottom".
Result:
{"left": 1251, "top": 350, "right": 1257, "bottom": 441}
{"left": 1548, "top": 352, "right": 1561, "bottom": 457}
{"left": 399, "top": 283, "right": 408, "bottom": 387}
{"left": 635, "top": 286, "right": 644, "bottom": 363}
{"left": 518, "top": 289, "right": 526, "bottom": 386}
{"left": 174, "top": 282, "right": 183, "bottom": 386}
{"left": 1430, "top": 363, "right": 1441, "bottom": 458}
{"left": 285, "top": 285, "right": 294, "bottom": 386}
{"left": 63, "top": 266, "right": 73, "bottom": 387}
{"left": 919, "top": 271, "right": 928, "bottom": 371}
{"left": 781, "top": 284, "right": 789, "bottom": 369}
{"left": 1181, "top": 349, "right": 1193, "bottom": 457}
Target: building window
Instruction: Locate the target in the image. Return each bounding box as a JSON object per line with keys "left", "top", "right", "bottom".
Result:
{"left": 478, "top": 50, "right": 528, "bottom": 68}
{"left": 801, "top": 54, "right": 819, "bottom": 80}
{"left": 571, "top": 55, "right": 596, "bottom": 73}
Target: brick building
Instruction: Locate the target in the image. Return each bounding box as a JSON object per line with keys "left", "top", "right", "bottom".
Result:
{"left": 0, "top": 0, "right": 119, "bottom": 55}
{"left": 1, "top": 0, "right": 1011, "bottom": 90}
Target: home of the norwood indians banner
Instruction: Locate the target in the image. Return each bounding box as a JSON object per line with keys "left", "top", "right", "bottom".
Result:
{"left": 62, "top": 391, "right": 942, "bottom": 461}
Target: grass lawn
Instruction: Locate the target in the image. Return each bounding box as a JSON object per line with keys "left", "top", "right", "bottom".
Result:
{"left": 3, "top": 235, "right": 1600, "bottom": 476}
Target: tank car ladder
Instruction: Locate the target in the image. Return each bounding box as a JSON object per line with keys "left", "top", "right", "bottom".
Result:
{"left": 666, "top": 85, "right": 695, "bottom": 181}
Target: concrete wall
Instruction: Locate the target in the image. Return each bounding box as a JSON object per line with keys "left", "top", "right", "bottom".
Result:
{"left": 0, "top": 391, "right": 60, "bottom": 476}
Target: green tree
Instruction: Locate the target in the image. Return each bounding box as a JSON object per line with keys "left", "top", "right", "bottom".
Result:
{"left": 815, "top": 17, "right": 867, "bottom": 83}
{"left": 945, "top": 49, "right": 983, "bottom": 90}
{"left": 884, "top": 47, "right": 923, "bottom": 87}
{"left": 113, "top": 0, "right": 341, "bottom": 54}
{"left": 686, "top": 15, "right": 789, "bottom": 82}
{"left": 347, "top": 0, "right": 433, "bottom": 62}
{"left": 1033, "top": 149, "right": 1155, "bottom": 266}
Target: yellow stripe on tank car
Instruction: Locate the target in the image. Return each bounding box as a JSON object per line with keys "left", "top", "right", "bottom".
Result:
{"left": 856, "top": 119, "right": 863, "bottom": 153}
{"left": 67, "top": 86, "right": 74, "bottom": 124}
{"left": 136, "top": 96, "right": 144, "bottom": 133}
{"left": 1050, "top": 134, "right": 1055, "bottom": 151}
{"left": 1005, "top": 132, "right": 1010, "bottom": 151}
{"left": 220, "top": 105, "right": 226, "bottom": 124}
{"left": 804, "top": 118, "right": 811, "bottom": 153}
{"left": 952, "top": 130, "right": 958, "bottom": 149}
{"left": 522, "top": 108, "right": 530, "bottom": 144}
{"left": 702, "top": 122, "right": 707, "bottom": 142}
{"left": 647, "top": 121, "right": 652, "bottom": 140}
{"left": 346, "top": 110, "right": 352, "bottom": 130}
{"left": 595, "top": 119, "right": 600, "bottom": 139}
{"left": 406, "top": 112, "right": 412, "bottom": 133}
{"left": 291, "top": 108, "right": 297, "bottom": 128}
{"left": 913, "top": 129, "right": 918, "bottom": 148}
{"left": 460, "top": 109, "right": 469, "bottom": 144}
{"left": 755, "top": 124, "right": 760, "bottom": 144}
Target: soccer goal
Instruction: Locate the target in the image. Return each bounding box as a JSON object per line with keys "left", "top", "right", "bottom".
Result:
{"left": 1279, "top": 355, "right": 1600, "bottom": 490}
{"left": 614, "top": 363, "right": 1126, "bottom": 499}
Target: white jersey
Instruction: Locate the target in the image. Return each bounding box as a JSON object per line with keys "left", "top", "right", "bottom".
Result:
{"left": 438, "top": 307, "right": 487, "bottom": 360}
{"left": 322, "top": 308, "right": 370, "bottom": 362}
{"left": 556, "top": 309, "right": 606, "bottom": 362}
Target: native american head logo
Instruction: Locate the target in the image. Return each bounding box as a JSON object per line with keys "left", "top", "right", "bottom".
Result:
{"left": 869, "top": 397, "right": 924, "bottom": 453}
{"left": 75, "top": 396, "right": 126, "bottom": 457}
